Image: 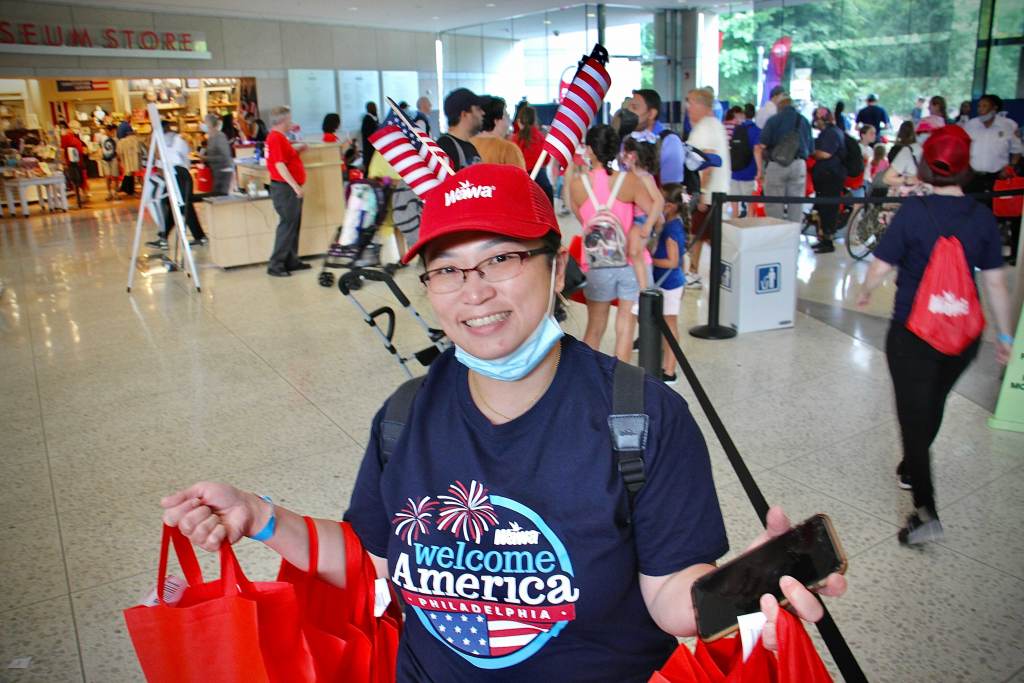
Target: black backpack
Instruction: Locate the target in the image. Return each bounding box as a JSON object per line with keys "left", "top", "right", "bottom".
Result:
{"left": 378, "top": 362, "right": 649, "bottom": 514}
{"left": 729, "top": 123, "right": 753, "bottom": 170}
{"left": 769, "top": 114, "right": 802, "bottom": 167}
{"left": 842, "top": 134, "right": 864, "bottom": 178}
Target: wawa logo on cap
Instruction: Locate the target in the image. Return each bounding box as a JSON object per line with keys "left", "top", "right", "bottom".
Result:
{"left": 445, "top": 180, "right": 497, "bottom": 207}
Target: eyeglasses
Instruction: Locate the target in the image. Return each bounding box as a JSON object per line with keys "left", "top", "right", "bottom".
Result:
{"left": 419, "top": 248, "right": 553, "bottom": 294}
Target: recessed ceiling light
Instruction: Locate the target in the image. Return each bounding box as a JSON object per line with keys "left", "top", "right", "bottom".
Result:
{"left": 431, "top": 15, "right": 439, "bottom": 20}
{"left": 348, "top": 5, "right": 358, "bottom": 9}
{"left": 544, "top": 19, "right": 551, "bottom": 24}
{"left": 485, "top": 2, "right": 495, "bottom": 6}
{"left": 587, "top": 12, "right": 596, "bottom": 17}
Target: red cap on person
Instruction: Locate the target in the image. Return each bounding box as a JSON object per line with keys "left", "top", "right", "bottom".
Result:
{"left": 401, "top": 163, "right": 559, "bottom": 264}
{"left": 921, "top": 124, "right": 971, "bottom": 177}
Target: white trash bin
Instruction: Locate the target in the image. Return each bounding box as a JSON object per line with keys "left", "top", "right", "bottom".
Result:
{"left": 718, "top": 217, "right": 801, "bottom": 333}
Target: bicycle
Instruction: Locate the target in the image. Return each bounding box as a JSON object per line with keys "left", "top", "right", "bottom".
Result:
{"left": 845, "top": 202, "right": 887, "bottom": 260}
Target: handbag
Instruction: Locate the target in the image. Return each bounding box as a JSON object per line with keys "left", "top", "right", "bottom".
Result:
{"left": 124, "top": 526, "right": 316, "bottom": 683}
{"left": 993, "top": 169, "right": 1024, "bottom": 218}
{"left": 649, "top": 608, "right": 832, "bottom": 683}
{"left": 276, "top": 518, "right": 402, "bottom": 683}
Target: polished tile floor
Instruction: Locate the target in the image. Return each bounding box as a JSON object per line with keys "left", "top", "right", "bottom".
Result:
{"left": 1, "top": 196, "right": 1022, "bottom": 682}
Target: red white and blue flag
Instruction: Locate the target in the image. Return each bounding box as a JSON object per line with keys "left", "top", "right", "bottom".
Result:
{"left": 422, "top": 609, "right": 555, "bottom": 657}
{"left": 542, "top": 45, "right": 611, "bottom": 170}
{"left": 368, "top": 110, "right": 451, "bottom": 196}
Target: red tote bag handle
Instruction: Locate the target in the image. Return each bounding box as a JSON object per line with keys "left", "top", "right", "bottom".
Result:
{"left": 341, "top": 522, "right": 376, "bottom": 620}
{"left": 156, "top": 525, "right": 205, "bottom": 605}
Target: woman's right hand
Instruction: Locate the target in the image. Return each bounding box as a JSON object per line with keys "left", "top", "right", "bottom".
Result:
{"left": 161, "top": 482, "right": 268, "bottom": 552}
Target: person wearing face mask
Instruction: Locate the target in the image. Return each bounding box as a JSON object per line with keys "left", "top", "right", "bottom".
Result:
{"left": 963, "top": 94, "right": 1023, "bottom": 201}
{"left": 470, "top": 96, "right": 525, "bottom": 169}
{"left": 160, "top": 163, "right": 847, "bottom": 682}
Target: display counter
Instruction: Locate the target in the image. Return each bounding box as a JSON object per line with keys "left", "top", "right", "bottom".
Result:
{"left": 200, "top": 142, "right": 344, "bottom": 268}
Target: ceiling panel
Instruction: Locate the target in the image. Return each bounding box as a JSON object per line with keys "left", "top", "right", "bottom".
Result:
{"left": 46, "top": 0, "right": 735, "bottom": 34}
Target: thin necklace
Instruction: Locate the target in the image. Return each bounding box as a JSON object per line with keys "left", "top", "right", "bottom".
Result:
{"left": 470, "top": 345, "right": 561, "bottom": 422}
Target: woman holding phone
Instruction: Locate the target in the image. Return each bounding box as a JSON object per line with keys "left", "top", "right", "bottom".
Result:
{"left": 163, "top": 164, "right": 846, "bottom": 681}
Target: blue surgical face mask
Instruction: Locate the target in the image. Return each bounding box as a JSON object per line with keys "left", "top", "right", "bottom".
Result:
{"left": 454, "top": 263, "right": 564, "bottom": 382}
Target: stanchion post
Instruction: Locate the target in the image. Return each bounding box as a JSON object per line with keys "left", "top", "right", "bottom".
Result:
{"left": 690, "top": 192, "right": 737, "bottom": 340}
{"left": 638, "top": 288, "right": 663, "bottom": 378}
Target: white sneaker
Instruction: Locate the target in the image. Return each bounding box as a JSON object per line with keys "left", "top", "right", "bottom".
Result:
{"left": 685, "top": 273, "right": 703, "bottom": 289}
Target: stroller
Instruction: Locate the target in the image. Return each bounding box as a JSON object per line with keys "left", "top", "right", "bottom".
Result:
{"left": 319, "top": 178, "right": 394, "bottom": 288}
{"left": 338, "top": 267, "right": 449, "bottom": 379}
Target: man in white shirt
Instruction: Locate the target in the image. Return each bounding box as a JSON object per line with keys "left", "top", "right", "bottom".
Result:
{"left": 685, "top": 87, "right": 731, "bottom": 288}
{"left": 963, "top": 94, "right": 1023, "bottom": 197}
{"left": 147, "top": 120, "right": 207, "bottom": 249}
{"left": 755, "top": 85, "right": 786, "bottom": 129}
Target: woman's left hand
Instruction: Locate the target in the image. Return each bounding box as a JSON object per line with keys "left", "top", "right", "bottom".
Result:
{"left": 745, "top": 507, "right": 848, "bottom": 651}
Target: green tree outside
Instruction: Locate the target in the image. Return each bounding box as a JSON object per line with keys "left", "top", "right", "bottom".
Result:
{"left": 718, "top": 0, "right": 986, "bottom": 118}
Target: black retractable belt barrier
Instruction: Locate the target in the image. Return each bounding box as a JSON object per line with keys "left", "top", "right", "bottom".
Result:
{"left": 643, "top": 309, "right": 867, "bottom": 682}
{"left": 689, "top": 192, "right": 737, "bottom": 341}
{"left": 637, "top": 289, "right": 664, "bottom": 378}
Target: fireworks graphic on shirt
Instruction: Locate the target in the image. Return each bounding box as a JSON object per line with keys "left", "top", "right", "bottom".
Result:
{"left": 392, "top": 496, "right": 439, "bottom": 545}
{"left": 437, "top": 480, "right": 499, "bottom": 544}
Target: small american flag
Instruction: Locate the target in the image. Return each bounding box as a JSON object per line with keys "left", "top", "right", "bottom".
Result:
{"left": 368, "top": 110, "right": 451, "bottom": 196}
{"left": 542, "top": 45, "right": 612, "bottom": 170}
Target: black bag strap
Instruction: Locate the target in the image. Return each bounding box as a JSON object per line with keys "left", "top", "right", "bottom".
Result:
{"left": 608, "top": 362, "right": 648, "bottom": 515}
{"left": 378, "top": 375, "right": 426, "bottom": 468}
{"left": 657, "top": 320, "right": 867, "bottom": 683}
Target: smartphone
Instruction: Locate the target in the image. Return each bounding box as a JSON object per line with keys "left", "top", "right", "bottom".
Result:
{"left": 691, "top": 513, "right": 848, "bottom": 642}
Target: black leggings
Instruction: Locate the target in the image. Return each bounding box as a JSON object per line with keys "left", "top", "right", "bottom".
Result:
{"left": 885, "top": 323, "right": 979, "bottom": 516}
{"left": 811, "top": 166, "right": 845, "bottom": 238}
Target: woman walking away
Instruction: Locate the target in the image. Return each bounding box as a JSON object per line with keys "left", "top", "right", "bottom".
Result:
{"left": 856, "top": 125, "right": 1014, "bottom": 545}
{"left": 568, "top": 124, "right": 661, "bottom": 361}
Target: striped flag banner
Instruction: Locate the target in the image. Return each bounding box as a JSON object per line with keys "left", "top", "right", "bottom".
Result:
{"left": 368, "top": 109, "right": 451, "bottom": 196}
{"left": 541, "top": 45, "right": 611, "bottom": 171}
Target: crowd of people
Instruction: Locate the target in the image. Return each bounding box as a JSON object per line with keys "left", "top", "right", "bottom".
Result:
{"left": 148, "top": 69, "right": 1021, "bottom": 681}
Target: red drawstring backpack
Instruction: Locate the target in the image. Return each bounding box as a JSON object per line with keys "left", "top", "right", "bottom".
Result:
{"left": 905, "top": 198, "right": 985, "bottom": 355}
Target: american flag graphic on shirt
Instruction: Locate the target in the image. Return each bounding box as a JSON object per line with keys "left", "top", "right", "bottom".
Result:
{"left": 390, "top": 480, "right": 580, "bottom": 668}
{"left": 423, "top": 610, "right": 556, "bottom": 657}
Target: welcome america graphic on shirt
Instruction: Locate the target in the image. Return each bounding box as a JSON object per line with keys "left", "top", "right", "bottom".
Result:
{"left": 389, "top": 480, "right": 579, "bottom": 670}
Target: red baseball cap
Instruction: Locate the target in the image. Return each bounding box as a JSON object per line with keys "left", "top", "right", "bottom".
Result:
{"left": 922, "top": 124, "right": 971, "bottom": 177}
{"left": 401, "top": 163, "right": 558, "bottom": 264}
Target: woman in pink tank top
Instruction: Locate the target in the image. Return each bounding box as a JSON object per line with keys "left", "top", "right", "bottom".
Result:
{"left": 567, "top": 125, "right": 663, "bottom": 362}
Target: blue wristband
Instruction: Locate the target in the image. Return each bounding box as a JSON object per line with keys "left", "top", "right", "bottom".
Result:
{"left": 997, "top": 333, "right": 1014, "bottom": 345}
{"left": 248, "top": 495, "right": 276, "bottom": 542}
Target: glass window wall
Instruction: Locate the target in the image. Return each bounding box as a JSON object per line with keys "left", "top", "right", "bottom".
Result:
{"left": 716, "top": 0, "right": 983, "bottom": 120}
{"left": 438, "top": 4, "right": 653, "bottom": 128}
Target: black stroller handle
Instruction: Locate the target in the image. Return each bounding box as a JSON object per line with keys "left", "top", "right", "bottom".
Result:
{"left": 368, "top": 306, "right": 397, "bottom": 343}
{"left": 340, "top": 267, "right": 412, "bottom": 306}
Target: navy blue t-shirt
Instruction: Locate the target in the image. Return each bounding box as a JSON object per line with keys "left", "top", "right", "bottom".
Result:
{"left": 653, "top": 218, "right": 686, "bottom": 290}
{"left": 814, "top": 125, "right": 845, "bottom": 178}
{"left": 345, "top": 335, "right": 728, "bottom": 682}
{"left": 873, "top": 195, "right": 1004, "bottom": 323}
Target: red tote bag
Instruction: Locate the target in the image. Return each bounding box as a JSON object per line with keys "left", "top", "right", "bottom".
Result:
{"left": 650, "top": 609, "right": 830, "bottom": 683}
{"left": 124, "top": 526, "right": 316, "bottom": 683}
{"left": 276, "top": 519, "right": 402, "bottom": 683}
{"left": 993, "top": 170, "right": 1024, "bottom": 218}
